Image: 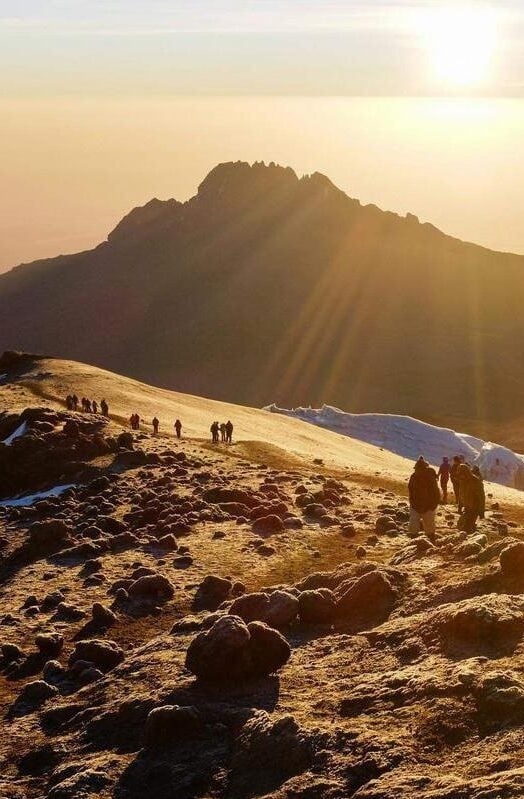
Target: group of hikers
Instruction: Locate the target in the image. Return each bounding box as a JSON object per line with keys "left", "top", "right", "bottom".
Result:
{"left": 409, "top": 454, "right": 486, "bottom": 541}
{"left": 66, "top": 394, "right": 109, "bottom": 416}
{"left": 211, "top": 420, "right": 234, "bottom": 444}
{"left": 129, "top": 415, "right": 182, "bottom": 438}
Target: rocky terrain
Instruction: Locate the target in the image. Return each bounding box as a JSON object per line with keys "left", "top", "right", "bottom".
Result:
{"left": 3, "top": 354, "right": 524, "bottom": 798}
{"left": 3, "top": 161, "right": 524, "bottom": 449}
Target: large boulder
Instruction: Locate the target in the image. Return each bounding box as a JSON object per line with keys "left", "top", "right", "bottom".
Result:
{"left": 28, "top": 520, "right": 71, "bottom": 552}
{"left": 265, "top": 591, "right": 299, "bottom": 628}
{"left": 203, "top": 487, "right": 258, "bottom": 507}
{"left": 252, "top": 515, "right": 284, "bottom": 536}
{"left": 432, "top": 596, "right": 524, "bottom": 657}
{"left": 336, "top": 570, "right": 397, "bottom": 629}
{"left": 229, "top": 592, "right": 270, "bottom": 623}
{"left": 228, "top": 711, "right": 313, "bottom": 798}
{"left": 185, "top": 615, "right": 290, "bottom": 682}
{"left": 500, "top": 542, "right": 524, "bottom": 579}
{"left": 144, "top": 705, "right": 202, "bottom": 748}
{"left": 128, "top": 574, "right": 175, "bottom": 601}
{"left": 69, "top": 639, "right": 124, "bottom": 673}
{"left": 247, "top": 621, "right": 291, "bottom": 677}
{"left": 298, "top": 589, "right": 337, "bottom": 624}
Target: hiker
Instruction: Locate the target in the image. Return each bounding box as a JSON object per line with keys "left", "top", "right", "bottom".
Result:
{"left": 152, "top": 417, "right": 159, "bottom": 435}
{"left": 408, "top": 457, "right": 441, "bottom": 543}
{"left": 66, "top": 395, "right": 73, "bottom": 410}
{"left": 450, "top": 456, "right": 463, "bottom": 512}
{"left": 81, "top": 397, "right": 87, "bottom": 412}
{"left": 92, "top": 400, "right": 98, "bottom": 414}
{"left": 457, "top": 463, "right": 485, "bottom": 534}
{"left": 174, "top": 419, "right": 182, "bottom": 439}
{"left": 72, "top": 394, "right": 79, "bottom": 411}
{"left": 225, "top": 420, "right": 233, "bottom": 444}
{"left": 135, "top": 414, "right": 141, "bottom": 431}
{"left": 210, "top": 421, "right": 219, "bottom": 444}
{"left": 85, "top": 399, "right": 92, "bottom": 413}
{"left": 100, "top": 399, "right": 108, "bottom": 417}
{"left": 129, "top": 414, "right": 136, "bottom": 430}
{"left": 437, "top": 457, "right": 451, "bottom": 503}
{"left": 220, "top": 422, "right": 227, "bottom": 443}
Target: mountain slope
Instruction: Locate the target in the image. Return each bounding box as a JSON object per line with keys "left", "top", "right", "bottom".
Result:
{"left": 2, "top": 161, "right": 524, "bottom": 443}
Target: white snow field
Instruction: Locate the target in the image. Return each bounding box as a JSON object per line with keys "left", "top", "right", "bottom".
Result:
{"left": 265, "top": 405, "right": 524, "bottom": 489}
{"left": 0, "top": 484, "right": 76, "bottom": 508}
{"left": 2, "top": 421, "right": 28, "bottom": 446}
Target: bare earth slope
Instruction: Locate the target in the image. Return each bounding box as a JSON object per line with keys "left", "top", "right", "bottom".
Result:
{"left": 2, "top": 161, "right": 524, "bottom": 445}
{"left": 2, "top": 354, "right": 524, "bottom": 798}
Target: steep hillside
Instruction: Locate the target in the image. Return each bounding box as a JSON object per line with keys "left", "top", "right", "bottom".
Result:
{"left": 2, "top": 161, "right": 524, "bottom": 442}
{"left": 2, "top": 356, "right": 524, "bottom": 799}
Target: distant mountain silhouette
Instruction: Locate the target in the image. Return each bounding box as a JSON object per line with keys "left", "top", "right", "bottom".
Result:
{"left": 2, "top": 160, "right": 524, "bottom": 441}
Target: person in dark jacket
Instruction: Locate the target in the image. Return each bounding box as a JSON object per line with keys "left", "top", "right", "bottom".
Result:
{"left": 100, "top": 399, "right": 108, "bottom": 417}
{"left": 408, "top": 457, "right": 441, "bottom": 542}
{"left": 225, "top": 420, "right": 233, "bottom": 444}
{"left": 450, "top": 455, "right": 463, "bottom": 511}
{"left": 174, "top": 419, "right": 182, "bottom": 439}
{"left": 438, "top": 457, "right": 451, "bottom": 503}
{"left": 152, "top": 417, "right": 159, "bottom": 435}
{"left": 457, "top": 463, "right": 485, "bottom": 533}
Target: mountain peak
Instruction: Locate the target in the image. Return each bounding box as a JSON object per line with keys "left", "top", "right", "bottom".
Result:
{"left": 197, "top": 160, "right": 299, "bottom": 199}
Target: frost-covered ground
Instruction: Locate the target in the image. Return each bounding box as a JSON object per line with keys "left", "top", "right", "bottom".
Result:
{"left": 265, "top": 405, "right": 524, "bottom": 489}
{"left": 2, "top": 420, "right": 28, "bottom": 446}
{"left": 0, "top": 484, "right": 75, "bottom": 507}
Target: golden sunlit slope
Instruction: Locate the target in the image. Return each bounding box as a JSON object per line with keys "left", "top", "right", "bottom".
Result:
{"left": 1, "top": 356, "right": 410, "bottom": 482}
{"left": 4, "top": 354, "right": 524, "bottom": 511}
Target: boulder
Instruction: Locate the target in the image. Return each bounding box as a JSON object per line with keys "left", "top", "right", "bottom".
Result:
{"left": 185, "top": 615, "right": 252, "bottom": 681}
{"left": 199, "top": 575, "right": 232, "bottom": 602}
{"left": 35, "top": 633, "right": 64, "bottom": 658}
{"left": 433, "top": 596, "right": 524, "bottom": 656}
{"left": 229, "top": 592, "right": 270, "bottom": 623}
{"left": 265, "top": 591, "right": 299, "bottom": 628}
{"left": 69, "top": 639, "right": 124, "bottom": 673}
{"left": 91, "top": 603, "right": 116, "bottom": 627}
{"left": 29, "top": 520, "right": 71, "bottom": 552}
{"left": 298, "top": 589, "right": 337, "bottom": 624}
{"left": 247, "top": 621, "right": 291, "bottom": 677}
{"left": 336, "top": 570, "right": 397, "bottom": 629}
{"left": 128, "top": 574, "right": 175, "bottom": 601}
{"left": 252, "top": 515, "right": 284, "bottom": 536}
{"left": 185, "top": 615, "right": 290, "bottom": 682}
{"left": 375, "top": 515, "right": 396, "bottom": 534}
{"left": 17, "top": 680, "right": 58, "bottom": 706}
{"left": 500, "top": 542, "right": 524, "bottom": 579}
{"left": 144, "top": 705, "right": 202, "bottom": 748}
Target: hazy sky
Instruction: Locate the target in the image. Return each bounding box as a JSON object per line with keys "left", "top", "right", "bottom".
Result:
{"left": 2, "top": 1, "right": 523, "bottom": 96}
{"left": 2, "top": 2, "right": 524, "bottom": 268}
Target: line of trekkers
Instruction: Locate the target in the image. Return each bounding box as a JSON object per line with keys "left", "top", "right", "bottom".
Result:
{"left": 408, "top": 454, "right": 485, "bottom": 542}
{"left": 66, "top": 394, "right": 109, "bottom": 416}
{"left": 129, "top": 415, "right": 183, "bottom": 438}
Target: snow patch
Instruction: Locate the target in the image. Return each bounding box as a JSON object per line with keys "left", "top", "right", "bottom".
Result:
{"left": 0, "top": 484, "right": 76, "bottom": 508}
{"left": 265, "top": 404, "right": 524, "bottom": 489}
{"left": 2, "top": 421, "right": 28, "bottom": 446}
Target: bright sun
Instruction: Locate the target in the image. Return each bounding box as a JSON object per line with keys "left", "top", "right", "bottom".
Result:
{"left": 426, "top": 5, "right": 497, "bottom": 87}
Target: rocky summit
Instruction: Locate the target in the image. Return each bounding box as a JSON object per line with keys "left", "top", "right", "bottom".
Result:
{"left": 2, "top": 161, "right": 524, "bottom": 448}
{"left": 2, "top": 354, "right": 524, "bottom": 798}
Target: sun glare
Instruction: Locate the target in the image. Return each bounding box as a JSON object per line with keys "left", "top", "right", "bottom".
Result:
{"left": 426, "top": 6, "right": 497, "bottom": 88}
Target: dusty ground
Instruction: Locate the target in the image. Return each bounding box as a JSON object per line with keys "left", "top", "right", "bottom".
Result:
{"left": 2, "top": 354, "right": 524, "bottom": 798}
